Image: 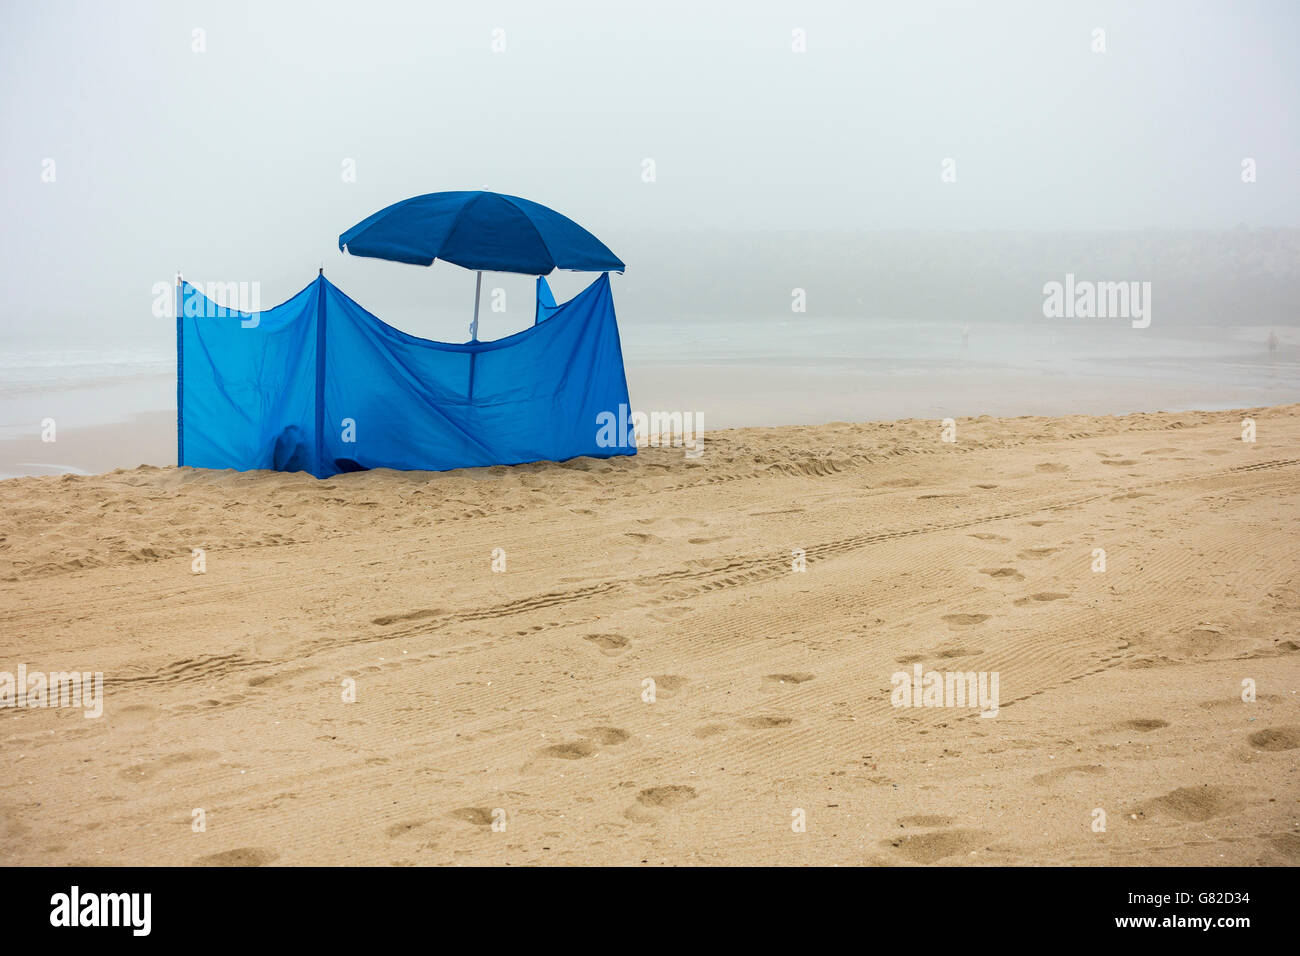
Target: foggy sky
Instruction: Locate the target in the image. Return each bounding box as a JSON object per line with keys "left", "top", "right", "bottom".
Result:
{"left": 1, "top": 0, "right": 1297, "bottom": 342}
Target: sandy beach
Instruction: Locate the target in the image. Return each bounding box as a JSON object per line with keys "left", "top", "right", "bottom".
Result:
{"left": 1, "top": 404, "right": 1296, "bottom": 866}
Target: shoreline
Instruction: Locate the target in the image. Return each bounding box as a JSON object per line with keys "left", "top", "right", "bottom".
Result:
{"left": 2, "top": 379, "right": 1297, "bottom": 479}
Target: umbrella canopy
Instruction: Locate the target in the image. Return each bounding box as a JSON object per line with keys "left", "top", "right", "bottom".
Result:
{"left": 338, "top": 190, "right": 624, "bottom": 274}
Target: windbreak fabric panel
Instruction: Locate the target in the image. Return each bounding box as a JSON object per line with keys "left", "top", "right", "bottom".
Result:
{"left": 179, "top": 280, "right": 320, "bottom": 472}
{"left": 178, "top": 273, "right": 633, "bottom": 478}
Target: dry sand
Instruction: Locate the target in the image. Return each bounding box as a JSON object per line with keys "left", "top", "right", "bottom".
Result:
{"left": 1, "top": 405, "right": 1297, "bottom": 866}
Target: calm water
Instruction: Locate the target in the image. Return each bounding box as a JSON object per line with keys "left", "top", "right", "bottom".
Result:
{"left": 1, "top": 319, "right": 1295, "bottom": 443}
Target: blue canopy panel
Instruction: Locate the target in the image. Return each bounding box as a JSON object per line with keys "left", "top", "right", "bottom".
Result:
{"left": 178, "top": 274, "right": 634, "bottom": 478}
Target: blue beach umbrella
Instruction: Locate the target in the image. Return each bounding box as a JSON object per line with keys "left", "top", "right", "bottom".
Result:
{"left": 338, "top": 190, "right": 624, "bottom": 340}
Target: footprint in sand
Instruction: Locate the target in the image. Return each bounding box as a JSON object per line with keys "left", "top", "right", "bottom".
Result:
{"left": 625, "top": 784, "right": 699, "bottom": 822}
{"left": 687, "top": 535, "right": 732, "bottom": 545}
{"left": 969, "top": 533, "right": 1010, "bottom": 542}
{"left": 972, "top": 484, "right": 998, "bottom": 490}
{"left": 693, "top": 723, "right": 730, "bottom": 738}
{"left": 624, "top": 532, "right": 662, "bottom": 544}
{"left": 636, "top": 785, "right": 697, "bottom": 808}
{"left": 764, "top": 673, "right": 815, "bottom": 685}
{"left": 583, "top": 633, "right": 629, "bottom": 655}
{"left": 385, "top": 818, "right": 440, "bottom": 840}
{"left": 539, "top": 740, "right": 597, "bottom": 760}
{"left": 1035, "top": 462, "right": 1068, "bottom": 473}
{"left": 883, "top": 828, "right": 988, "bottom": 863}
{"left": 942, "top": 613, "right": 990, "bottom": 627}
{"left": 448, "top": 807, "right": 495, "bottom": 826}
{"left": 1017, "top": 547, "right": 1059, "bottom": 560}
{"left": 538, "top": 727, "right": 631, "bottom": 760}
{"left": 581, "top": 726, "right": 631, "bottom": 745}
{"left": 1100, "top": 459, "right": 1139, "bottom": 466}
{"left": 1013, "top": 592, "right": 1070, "bottom": 606}
{"left": 196, "top": 847, "right": 278, "bottom": 866}
{"left": 738, "top": 715, "right": 794, "bottom": 729}
{"left": 1154, "top": 625, "right": 1234, "bottom": 659}
{"left": 1118, "top": 718, "right": 1169, "bottom": 732}
{"left": 1203, "top": 448, "right": 1230, "bottom": 456}
{"left": 1268, "top": 832, "right": 1300, "bottom": 862}
{"left": 668, "top": 516, "right": 707, "bottom": 528}
{"left": 651, "top": 675, "right": 689, "bottom": 698}
{"left": 1129, "top": 785, "right": 1245, "bottom": 823}
{"left": 979, "top": 567, "right": 1023, "bottom": 580}
{"left": 1248, "top": 727, "right": 1300, "bottom": 751}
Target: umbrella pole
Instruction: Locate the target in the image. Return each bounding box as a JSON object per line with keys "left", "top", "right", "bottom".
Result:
{"left": 467, "top": 270, "right": 482, "bottom": 402}
{"left": 470, "top": 270, "right": 482, "bottom": 342}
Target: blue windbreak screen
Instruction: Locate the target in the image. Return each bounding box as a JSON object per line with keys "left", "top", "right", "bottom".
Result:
{"left": 179, "top": 273, "right": 633, "bottom": 478}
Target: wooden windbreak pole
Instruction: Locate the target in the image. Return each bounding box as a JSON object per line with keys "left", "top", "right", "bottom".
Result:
{"left": 175, "top": 270, "right": 183, "bottom": 467}
{"left": 314, "top": 267, "right": 327, "bottom": 476}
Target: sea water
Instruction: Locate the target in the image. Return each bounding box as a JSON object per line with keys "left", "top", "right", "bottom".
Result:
{"left": 0, "top": 318, "right": 1295, "bottom": 475}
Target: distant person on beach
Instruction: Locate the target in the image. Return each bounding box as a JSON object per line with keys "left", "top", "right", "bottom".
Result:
{"left": 1267, "top": 329, "right": 1279, "bottom": 353}
{"left": 961, "top": 324, "right": 971, "bottom": 349}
